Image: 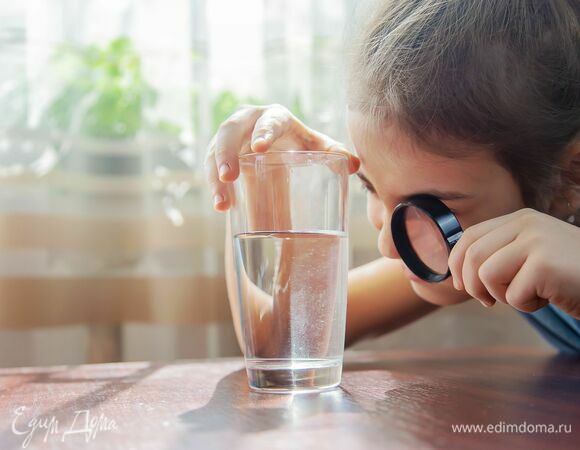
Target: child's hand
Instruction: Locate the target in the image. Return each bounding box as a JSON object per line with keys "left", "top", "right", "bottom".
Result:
{"left": 204, "top": 104, "right": 360, "bottom": 211}
{"left": 448, "top": 209, "right": 580, "bottom": 318}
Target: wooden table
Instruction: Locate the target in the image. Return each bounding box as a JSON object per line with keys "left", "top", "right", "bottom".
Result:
{"left": 0, "top": 347, "right": 578, "bottom": 450}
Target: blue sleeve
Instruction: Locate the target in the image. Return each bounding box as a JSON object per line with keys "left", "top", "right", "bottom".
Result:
{"left": 519, "top": 304, "right": 580, "bottom": 355}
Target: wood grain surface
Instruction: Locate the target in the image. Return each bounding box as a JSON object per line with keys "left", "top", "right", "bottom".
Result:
{"left": 0, "top": 347, "right": 578, "bottom": 450}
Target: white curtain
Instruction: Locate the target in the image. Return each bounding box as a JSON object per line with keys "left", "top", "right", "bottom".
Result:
{"left": 0, "top": 0, "right": 379, "bottom": 367}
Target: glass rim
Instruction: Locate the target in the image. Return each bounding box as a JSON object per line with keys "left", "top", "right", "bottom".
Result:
{"left": 238, "top": 149, "right": 350, "bottom": 166}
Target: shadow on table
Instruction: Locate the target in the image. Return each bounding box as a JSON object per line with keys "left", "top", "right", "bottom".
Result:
{"left": 179, "top": 369, "right": 365, "bottom": 434}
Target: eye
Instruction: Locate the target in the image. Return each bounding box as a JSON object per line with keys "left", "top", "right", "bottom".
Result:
{"left": 442, "top": 202, "right": 460, "bottom": 217}
{"left": 358, "top": 179, "right": 376, "bottom": 195}
{"left": 361, "top": 184, "right": 376, "bottom": 195}
{"left": 439, "top": 200, "right": 457, "bottom": 215}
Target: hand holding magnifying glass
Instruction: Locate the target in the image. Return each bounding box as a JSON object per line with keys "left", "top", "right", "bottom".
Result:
{"left": 394, "top": 198, "right": 580, "bottom": 318}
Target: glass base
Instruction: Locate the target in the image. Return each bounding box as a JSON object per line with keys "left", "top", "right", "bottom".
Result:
{"left": 245, "top": 358, "right": 342, "bottom": 394}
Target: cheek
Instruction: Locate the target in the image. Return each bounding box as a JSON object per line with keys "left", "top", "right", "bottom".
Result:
{"left": 366, "top": 194, "right": 384, "bottom": 231}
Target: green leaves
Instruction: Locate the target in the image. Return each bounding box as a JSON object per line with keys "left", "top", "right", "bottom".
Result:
{"left": 43, "top": 37, "right": 306, "bottom": 142}
{"left": 42, "top": 37, "right": 172, "bottom": 140}
{"left": 211, "top": 90, "right": 262, "bottom": 133}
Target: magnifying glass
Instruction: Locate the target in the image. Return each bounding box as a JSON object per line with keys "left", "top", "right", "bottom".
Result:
{"left": 391, "top": 194, "right": 463, "bottom": 283}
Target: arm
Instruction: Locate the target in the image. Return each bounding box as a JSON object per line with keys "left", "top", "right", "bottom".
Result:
{"left": 345, "top": 257, "right": 439, "bottom": 346}
{"left": 209, "top": 105, "right": 446, "bottom": 352}
{"left": 225, "top": 220, "right": 246, "bottom": 353}
{"left": 225, "top": 220, "right": 440, "bottom": 352}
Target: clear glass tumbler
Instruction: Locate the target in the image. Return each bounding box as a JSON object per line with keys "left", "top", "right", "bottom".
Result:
{"left": 230, "top": 150, "right": 349, "bottom": 393}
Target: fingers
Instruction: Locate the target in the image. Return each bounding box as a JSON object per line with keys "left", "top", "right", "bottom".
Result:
{"left": 454, "top": 224, "right": 519, "bottom": 306}
{"left": 204, "top": 141, "right": 229, "bottom": 211}
{"left": 448, "top": 208, "right": 552, "bottom": 313}
{"left": 449, "top": 209, "right": 530, "bottom": 291}
{"left": 205, "top": 106, "right": 261, "bottom": 211}
{"left": 477, "top": 241, "right": 527, "bottom": 304}
{"left": 205, "top": 103, "right": 361, "bottom": 213}
{"left": 250, "top": 105, "right": 292, "bottom": 153}
{"left": 214, "top": 107, "right": 263, "bottom": 183}
{"left": 504, "top": 261, "right": 549, "bottom": 313}
{"left": 250, "top": 107, "right": 360, "bottom": 173}
{"left": 307, "top": 128, "right": 360, "bottom": 174}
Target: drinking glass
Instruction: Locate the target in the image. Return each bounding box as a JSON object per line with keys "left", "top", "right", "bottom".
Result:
{"left": 230, "top": 150, "right": 349, "bottom": 393}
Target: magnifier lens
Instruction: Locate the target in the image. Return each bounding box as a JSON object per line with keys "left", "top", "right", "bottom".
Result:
{"left": 404, "top": 206, "right": 450, "bottom": 275}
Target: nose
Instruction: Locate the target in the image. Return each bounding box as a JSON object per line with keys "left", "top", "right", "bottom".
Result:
{"left": 377, "top": 218, "right": 400, "bottom": 260}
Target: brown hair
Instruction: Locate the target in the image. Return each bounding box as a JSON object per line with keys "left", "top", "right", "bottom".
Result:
{"left": 347, "top": 0, "right": 580, "bottom": 213}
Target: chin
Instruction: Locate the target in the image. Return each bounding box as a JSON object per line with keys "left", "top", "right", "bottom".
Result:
{"left": 410, "top": 278, "right": 469, "bottom": 305}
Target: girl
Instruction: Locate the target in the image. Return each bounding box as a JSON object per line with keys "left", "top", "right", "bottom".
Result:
{"left": 205, "top": 0, "right": 580, "bottom": 354}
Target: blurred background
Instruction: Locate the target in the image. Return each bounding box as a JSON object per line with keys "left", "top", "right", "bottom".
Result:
{"left": 0, "top": 0, "right": 548, "bottom": 368}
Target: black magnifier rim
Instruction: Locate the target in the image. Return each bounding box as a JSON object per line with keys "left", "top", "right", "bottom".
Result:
{"left": 391, "top": 194, "right": 463, "bottom": 283}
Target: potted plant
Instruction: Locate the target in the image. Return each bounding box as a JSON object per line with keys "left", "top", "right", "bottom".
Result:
{"left": 39, "top": 37, "right": 185, "bottom": 213}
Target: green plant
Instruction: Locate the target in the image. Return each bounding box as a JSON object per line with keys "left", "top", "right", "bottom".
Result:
{"left": 211, "top": 90, "right": 263, "bottom": 133}
{"left": 42, "top": 37, "right": 180, "bottom": 139}
{"left": 194, "top": 89, "right": 305, "bottom": 135}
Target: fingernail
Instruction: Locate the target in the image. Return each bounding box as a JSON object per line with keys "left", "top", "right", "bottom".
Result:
{"left": 479, "top": 299, "right": 494, "bottom": 308}
{"left": 453, "top": 278, "right": 461, "bottom": 290}
{"left": 261, "top": 132, "right": 272, "bottom": 142}
{"left": 214, "top": 194, "right": 224, "bottom": 207}
{"left": 251, "top": 138, "right": 264, "bottom": 149}
{"left": 253, "top": 133, "right": 271, "bottom": 149}
{"left": 218, "top": 163, "right": 230, "bottom": 179}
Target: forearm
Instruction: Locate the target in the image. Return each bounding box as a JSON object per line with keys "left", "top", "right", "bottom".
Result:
{"left": 225, "top": 219, "right": 246, "bottom": 353}
{"left": 227, "top": 226, "right": 447, "bottom": 352}
{"left": 345, "top": 258, "right": 440, "bottom": 346}
{"left": 226, "top": 219, "right": 289, "bottom": 357}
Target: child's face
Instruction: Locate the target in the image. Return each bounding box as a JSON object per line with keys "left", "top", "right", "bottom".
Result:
{"left": 347, "top": 110, "right": 526, "bottom": 301}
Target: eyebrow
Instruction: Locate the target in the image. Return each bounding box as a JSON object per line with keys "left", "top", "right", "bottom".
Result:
{"left": 356, "top": 172, "right": 474, "bottom": 201}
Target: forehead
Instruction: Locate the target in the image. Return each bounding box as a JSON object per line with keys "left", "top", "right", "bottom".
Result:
{"left": 347, "top": 110, "right": 503, "bottom": 196}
